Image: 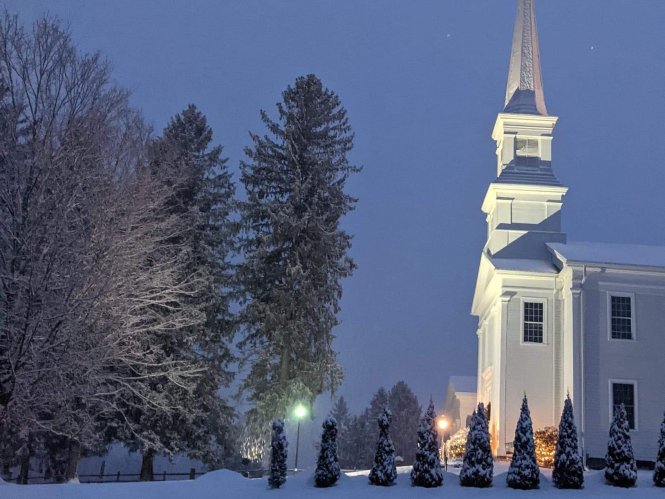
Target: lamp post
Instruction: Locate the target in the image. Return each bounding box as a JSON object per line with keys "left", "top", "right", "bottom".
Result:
{"left": 293, "top": 403, "right": 308, "bottom": 472}
{"left": 437, "top": 417, "right": 449, "bottom": 471}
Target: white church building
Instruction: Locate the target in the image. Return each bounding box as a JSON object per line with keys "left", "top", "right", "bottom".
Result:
{"left": 471, "top": 0, "right": 665, "bottom": 466}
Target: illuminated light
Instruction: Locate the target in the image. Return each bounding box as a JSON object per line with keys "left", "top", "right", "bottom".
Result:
{"left": 294, "top": 403, "right": 308, "bottom": 420}
{"left": 437, "top": 418, "right": 449, "bottom": 430}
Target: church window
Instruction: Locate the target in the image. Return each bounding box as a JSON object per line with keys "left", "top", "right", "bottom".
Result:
{"left": 523, "top": 302, "right": 544, "bottom": 343}
{"left": 515, "top": 138, "right": 540, "bottom": 166}
{"left": 610, "top": 295, "right": 633, "bottom": 340}
{"left": 611, "top": 381, "right": 636, "bottom": 430}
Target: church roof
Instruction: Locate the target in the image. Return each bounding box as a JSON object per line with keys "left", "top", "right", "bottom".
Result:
{"left": 494, "top": 160, "right": 562, "bottom": 186}
{"left": 548, "top": 242, "right": 665, "bottom": 270}
{"left": 504, "top": 0, "right": 548, "bottom": 116}
{"left": 448, "top": 376, "right": 477, "bottom": 394}
{"left": 490, "top": 256, "right": 558, "bottom": 274}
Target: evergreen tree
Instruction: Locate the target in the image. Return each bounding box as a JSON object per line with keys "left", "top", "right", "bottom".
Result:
{"left": 605, "top": 404, "right": 637, "bottom": 487}
{"left": 460, "top": 403, "right": 493, "bottom": 488}
{"left": 268, "top": 420, "right": 288, "bottom": 489}
{"left": 329, "top": 397, "right": 352, "bottom": 468}
{"left": 346, "top": 414, "right": 371, "bottom": 469}
{"left": 552, "top": 395, "right": 584, "bottom": 489}
{"left": 388, "top": 381, "right": 421, "bottom": 464}
{"left": 369, "top": 409, "right": 397, "bottom": 486}
{"left": 654, "top": 411, "right": 665, "bottom": 487}
{"left": 314, "top": 418, "right": 341, "bottom": 487}
{"left": 119, "top": 104, "right": 237, "bottom": 478}
{"left": 410, "top": 400, "right": 444, "bottom": 488}
{"left": 506, "top": 395, "right": 540, "bottom": 490}
{"left": 238, "top": 74, "right": 359, "bottom": 447}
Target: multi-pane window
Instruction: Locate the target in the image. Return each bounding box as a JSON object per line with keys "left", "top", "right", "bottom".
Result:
{"left": 610, "top": 295, "right": 633, "bottom": 340}
{"left": 523, "top": 302, "right": 544, "bottom": 343}
{"left": 612, "top": 382, "right": 636, "bottom": 430}
{"left": 515, "top": 138, "right": 540, "bottom": 166}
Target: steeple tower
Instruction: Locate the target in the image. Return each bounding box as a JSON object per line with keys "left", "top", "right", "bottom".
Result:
{"left": 504, "top": 0, "right": 547, "bottom": 116}
{"left": 482, "top": 0, "right": 567, "bottom": 261}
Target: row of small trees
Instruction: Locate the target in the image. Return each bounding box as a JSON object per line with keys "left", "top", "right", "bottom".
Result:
{"left": 267, "top": 394, "right": 665, "bottom": 490}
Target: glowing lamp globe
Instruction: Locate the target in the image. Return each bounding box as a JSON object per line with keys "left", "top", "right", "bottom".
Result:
{"left": 437, "top": 418, "right": 449, "bottom": 431}
{"left": 294, "top": 404, "right": 308, "bottom": 420}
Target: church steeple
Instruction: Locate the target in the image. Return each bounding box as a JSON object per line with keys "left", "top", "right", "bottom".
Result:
{"left": 504, "top": 0, "right": 547, "bottom": 116}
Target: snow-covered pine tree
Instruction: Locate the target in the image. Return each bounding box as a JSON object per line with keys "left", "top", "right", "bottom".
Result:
{"left": 506, "top": 395, "right": 540, "bottom": 490}
{"left": 654, "top": 411, "right": 665, "bottom": 487}
{"left": 314, "top": 418, "right": 341, "bottom": 487}
{"left": 268, "top": 420, "right": 288, "bottom": 489}
{"left": 410, "top": 400, "right": 444, "bottom": 488}
{"left": 369, "top": 409, "right": 397, "bottom": 486}
{"left": 388, "top": 381, "right": 421, "bottom": 464}
{"left": 605, "top": 404, "right": 637, "bottom": 487}
{"left": 238, "top": 74, "right": 359, "bottom": 448}
{"left": 459, "top": 403, "right": 493, "bottom": 488}
{"left": 552, "top": 395, "right": 584, "bottom": 489}
{"left": 329, "top": 397, "right": 352, "bottom": 468}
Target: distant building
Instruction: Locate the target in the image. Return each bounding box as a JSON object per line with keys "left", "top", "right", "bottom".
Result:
{"left": 471, "top": 0, "right": 665, "bottom": 465}
{"left": 442, "top": 376, "right": 477, "bottom": 435}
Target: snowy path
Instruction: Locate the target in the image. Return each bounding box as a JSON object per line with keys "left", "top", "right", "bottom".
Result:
{"left": 2, "top": 466, "right": 663, "bottom": 498}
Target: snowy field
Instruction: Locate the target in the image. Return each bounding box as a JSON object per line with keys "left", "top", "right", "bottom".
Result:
{"left": 2, "top": 464, "right": 663, "bottom": 499}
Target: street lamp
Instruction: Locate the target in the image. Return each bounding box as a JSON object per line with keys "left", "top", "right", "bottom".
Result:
{"left": 293, "top": 403, "right": 308, "bottom": 472}
{"left": 437, "top": 417, "right": 449, "bottom": 470}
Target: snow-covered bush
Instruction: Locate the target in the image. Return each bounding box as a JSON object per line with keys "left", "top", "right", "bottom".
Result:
{"left": 314, "top": 418, "right": 340, "bottom": 488}
{"left": 459, "top": 403, "right": 493, "bottom": 487}
{"left": 268, "top": 420, "right": 288, "bottom": 489}
{"left": 446, "top": 427, "right": 469, "bottom": 461}
{"left": 506, "top": 395, "right": 539, "bottom": 490}
{"left": 552, "top": 396, "right": 584, "bottom": 489}
{"left": 605, "top": 404, "right": 637, "bottom": 487}
{"left": 654, "top": 411, "right": 665, "bottom": 487}
{"left": 368, "top": 409, "right": 397, "bottom": 486}
{"left": 410, "top": 400, "right": 443, "bottom": 487}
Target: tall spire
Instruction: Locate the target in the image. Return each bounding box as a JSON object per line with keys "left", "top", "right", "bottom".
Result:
{"left": 504, "top": 0, "right": 547, "bottom": 115}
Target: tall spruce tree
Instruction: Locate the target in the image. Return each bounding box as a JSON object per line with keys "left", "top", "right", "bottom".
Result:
{"left": 552, "top": 396, "right": 584, "bottom": 489}
{"left": 506, "top": 395, "right": 540, "bottom": 490}
{"left": 654, "top": 411, "right": 665, "bottom": 487}
{"left": 605, "top": 404, "right": 637, "bottom": 487}
{"left": 410, "top": 400, "right": 444, "bottom": 488}
{"left": 268, "top": 420, "right": 288, "bottom": 489}
{"left": 369, "top": 409, "right": 397, "bottom": 486}
{"left": 314, "top": 418, "right": 341, "bottom": 487}
{"left": 459, "top": 403, "right": 493, "bottom": 488}
{"left": 238, "top": 74, "right": 359, "bottom": 448}
{"left": 121, "top": 104, "right": 237, "bottom": 479}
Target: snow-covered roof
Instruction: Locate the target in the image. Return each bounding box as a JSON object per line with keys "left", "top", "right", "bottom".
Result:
{"left": 490, "top": 256, "right": 559, "bottom": 274}
{"left": 548, "top": 242, "right": 665, "bottom": 270}
{"left": 448, "top": 376, "right": 477, "bottom": 393}
{"left": 495, "top": 161, "right": 562, "bottom": 187}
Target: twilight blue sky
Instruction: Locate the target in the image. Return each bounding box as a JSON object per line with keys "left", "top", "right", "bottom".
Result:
{"left": 11, "top": 0, "right": 665, "bottom": 419}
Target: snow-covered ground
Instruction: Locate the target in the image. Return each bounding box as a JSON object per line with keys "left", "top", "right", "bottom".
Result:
{"left": 2, "top": 463, "right": 662, "bottom": 498}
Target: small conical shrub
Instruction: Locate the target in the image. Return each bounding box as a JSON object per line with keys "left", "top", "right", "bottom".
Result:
{"left": 410, "top": 399, "right": 444, "bottom": 488}
{"left": 368, "top": 408, "right": 397, "bottom": 486}
{"left": 268, "top": 419, "right": 288, "bottom": 488}
{"left": 459, "top": 402, "right": 493, "bottom": 487}
{"left": 507, "top": 395, "right": 540, "bottom": 490}
{"left": 654, "top": 411, "right": 665, "bottom": 487}
{"left": 552, "top": 395, "right": 584, "bottom": 489}
{"left": 314, "top": 418, "right": 340, "bottom": 487}
{"left": 605, "top": 404, "right": 636, "bottom": 487}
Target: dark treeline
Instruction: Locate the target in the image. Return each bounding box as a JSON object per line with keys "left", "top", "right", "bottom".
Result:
{"left": 0, "top": 12, "right": 358, "bottom": 482}
{"left": 330, "top": 381, "right": 421, "bottom": 469}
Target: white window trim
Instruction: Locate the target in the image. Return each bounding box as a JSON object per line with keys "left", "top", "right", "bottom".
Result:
{"left": 608, "top": 379, "right": 638, "bottom": 431}
{"left": 606, "top": 292, "right": 636, "bottom": 341}
{"left": 520, "top": 297, "right": 547, "bottom": 346}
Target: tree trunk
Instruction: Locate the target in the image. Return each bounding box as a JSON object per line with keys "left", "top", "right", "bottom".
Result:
{"left": 140, "top": 450, "right": 154, "bottom": 481}
{"left": 64, "top": 439, "right": 80, "bottom": 482}
{"left": 17, "top": 452, "right": 29, "bottom": 484}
